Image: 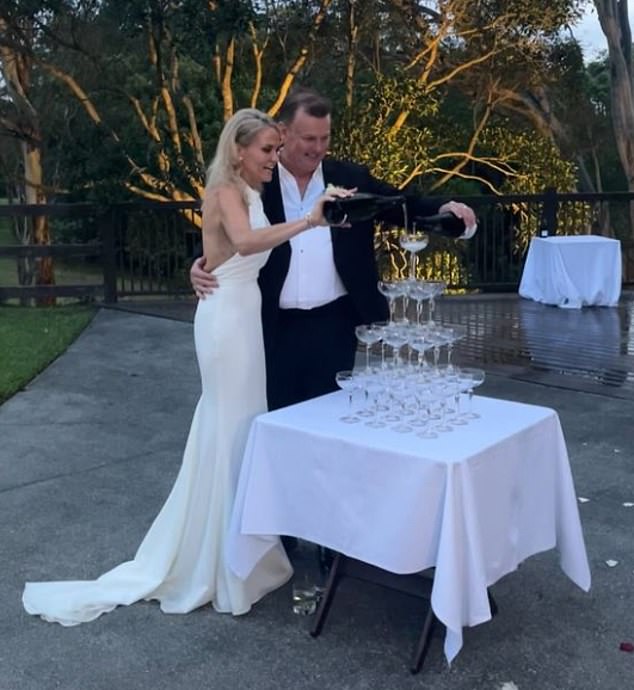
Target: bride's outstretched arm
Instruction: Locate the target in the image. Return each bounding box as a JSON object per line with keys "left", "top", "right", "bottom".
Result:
{"left": 206, "top": 184, "right": 352, "bottom": 257}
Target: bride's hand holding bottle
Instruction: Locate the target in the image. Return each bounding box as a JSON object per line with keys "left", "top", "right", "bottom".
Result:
{"left": 307, "top": 186, "right": 357, "bottom": 228}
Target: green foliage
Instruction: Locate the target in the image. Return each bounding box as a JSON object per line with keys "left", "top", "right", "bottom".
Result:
{"left": 479, "top": 124, "right": 591, "bottom": 253}
{"left": 331, "top": 74, "right": 470, "bottom": 284}
{"left": 479, "top": 125, "right": 578, "bottom": 194}
{"left": 332, "top": 74, "right": 438, "bottom": 187}
{"left": 2, "top": 0, "right": 624, "bottom": 208}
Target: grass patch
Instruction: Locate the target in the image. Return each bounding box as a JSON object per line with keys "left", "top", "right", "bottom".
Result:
{"left": 0, "top": 304, "right": 96, "bottom": 404}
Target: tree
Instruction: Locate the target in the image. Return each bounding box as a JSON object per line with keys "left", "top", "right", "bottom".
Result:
{"left": 593, "top": 0, "right": 634, "bottom": 268}
{"left": 1, "top": 0, "right": 598, "bottom": 208}
{"left": 0, "top": 8, "right": 54, "bottom": 297}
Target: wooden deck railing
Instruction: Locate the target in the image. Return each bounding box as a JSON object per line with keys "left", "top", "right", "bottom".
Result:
{"left": 1, "top": 191, "right": 632, "bottom": 303}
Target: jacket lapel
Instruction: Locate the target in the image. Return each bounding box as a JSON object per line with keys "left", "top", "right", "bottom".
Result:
{"left": 262, "top": 167, "right": 286, "bottom": 224}
{"left": 322, "top": 159, "right": 343, "bottom": 250}
{"left": 261, "top": 166, "right": 291, "bottom": 274}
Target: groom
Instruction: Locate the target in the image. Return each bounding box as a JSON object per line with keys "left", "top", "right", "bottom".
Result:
{"left": 192, "top": 86, "right": 476, "bottom": 413}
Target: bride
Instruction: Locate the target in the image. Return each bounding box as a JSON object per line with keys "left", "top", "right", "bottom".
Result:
{"left": 23, "top": 108, "right": 350, "bottom": 624}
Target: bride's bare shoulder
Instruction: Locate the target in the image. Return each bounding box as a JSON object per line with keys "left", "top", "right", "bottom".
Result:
{"left": 204, "top": 183, "right": 238, "bottom": 202}
{"left": 208, "top": 183, "right": 242, "bottom": 201}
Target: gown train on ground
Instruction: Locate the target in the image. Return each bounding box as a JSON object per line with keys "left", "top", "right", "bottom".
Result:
{"left": 23, "top": 186, "right": 292, "bottom": 625}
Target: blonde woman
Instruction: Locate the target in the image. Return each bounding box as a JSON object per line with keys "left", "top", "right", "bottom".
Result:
{"left": 23, "top": 109, "right": 351, "bottom": 624}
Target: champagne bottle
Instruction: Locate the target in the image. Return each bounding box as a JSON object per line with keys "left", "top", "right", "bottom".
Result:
{"left": 414, "top": 212, "right": 474, "bottom": 239}
{"left": 322, "top": 192, "right": 406, "bottom": 225}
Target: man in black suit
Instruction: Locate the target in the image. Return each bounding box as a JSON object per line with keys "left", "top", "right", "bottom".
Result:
{"left": 192, "top": 87, "right": 476, "bottom": 412}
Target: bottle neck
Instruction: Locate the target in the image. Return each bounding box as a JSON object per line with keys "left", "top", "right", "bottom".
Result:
{"left": 414, "top": 211, "right": 467, "bottom": 239}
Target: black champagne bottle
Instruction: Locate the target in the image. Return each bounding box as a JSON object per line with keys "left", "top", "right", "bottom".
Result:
{"left": 414, "top": 212, "right": 469, "bottom": 239}
{"left": 322, "top": 193, "right": 406, "bottom": 225}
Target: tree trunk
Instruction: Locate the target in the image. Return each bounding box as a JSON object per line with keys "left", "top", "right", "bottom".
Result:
{"left": 23, "top": 139, "right": 54, "bottom": 304}
{"left": 594, "top": 0, "right": 634, "bottom": 279}
{"left": 0, "top": 17, "right": 54, "bottom": 303}
{"left": 345, "top": 1, "right": 359, "bottom": 109}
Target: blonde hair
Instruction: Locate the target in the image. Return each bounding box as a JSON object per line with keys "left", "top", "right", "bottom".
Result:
{"left": 205, "top": 108, "right": 278, "bottom": 200}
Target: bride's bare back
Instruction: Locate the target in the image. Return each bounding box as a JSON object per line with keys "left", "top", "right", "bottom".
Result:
{"left": 201, "top": 185, "right": 246, "bottom": 273}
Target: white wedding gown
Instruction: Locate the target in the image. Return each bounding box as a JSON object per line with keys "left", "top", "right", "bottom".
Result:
{"left": 23, "top": 186, "right": 292, "bottom": 625}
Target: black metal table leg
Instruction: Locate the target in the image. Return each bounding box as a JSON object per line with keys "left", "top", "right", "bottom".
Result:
{"left": 410, "top": 605, "right": 437, "bottom": 674}
{"left": 488, "top": 588, "right": 499, "bottom": 617}
{"left": 310, "top": 552, "right": 343, "bottom": 638}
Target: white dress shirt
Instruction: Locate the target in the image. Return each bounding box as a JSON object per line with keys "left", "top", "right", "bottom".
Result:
{"left": 277, "top": 162, "right": 347, "bottom": 310}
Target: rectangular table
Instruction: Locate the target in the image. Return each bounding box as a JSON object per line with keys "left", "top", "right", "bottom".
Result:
{"left": 519, "top": 235, "right": 621, "bottom": 308}
{"left": 228, "top": 392, "right": 591, "bottom": 664}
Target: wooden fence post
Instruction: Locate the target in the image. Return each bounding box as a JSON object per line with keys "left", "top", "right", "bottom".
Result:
{"left": 100, "top": 207, "right": 118, "bottom": 303}
{"left": 541, "top": 186, "right": 558, "bottom": 235}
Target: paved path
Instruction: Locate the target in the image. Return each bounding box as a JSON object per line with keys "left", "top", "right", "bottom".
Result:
{"left": 1, "top": 309, "right": 633, "bottom": 690}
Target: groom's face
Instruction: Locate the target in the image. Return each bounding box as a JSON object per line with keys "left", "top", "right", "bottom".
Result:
{"left": 278, "top": 108, "right": 331, "bottom": 179}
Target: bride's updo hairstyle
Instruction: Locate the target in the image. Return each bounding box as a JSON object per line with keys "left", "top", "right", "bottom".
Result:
{"left": 205, "top": 108, "right": 278, "bottom": 200}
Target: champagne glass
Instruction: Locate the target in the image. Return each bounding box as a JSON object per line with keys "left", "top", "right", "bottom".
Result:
{"left": 431, "top": 381, "right": 453, "bottom": 433}
{"left": 362, "top": 373, "right": 387, "bottom": 428}
{"left": 424, "top": 281, "right": 446, "bottom": 325}
{"left": 370, "top": 321, "right": 389, "bottom": 368}
{"left": 377, "top": 281, "right": 404, "bottom": 322}
{"left": 442, "top": 324, "right": 467, "bottom": 369}
{"left": 350, "top": 369, "right": 375, "bottom": 418}
{"left": 414, "top": 385, "right": 439, "bottom": 439}
{"left": 461, "top": 367, "right": 485, "bottom": 419}
{"left": 390, "top": 376, "right": 415, "bottom": 433}
{"left": 355, "top": 324, "right": 382, "bottom": 371}
{"left": 407, "top": 281, "right": 434, "bottom": 325}
{"left": 452, "top": 367, "right": 471, "bottom": 424}
{"left": 335, "top": 370, "right": 360, "bottom": 423}
{"left": 399, "top": 229, "right": 429, "bottom": 280}
{"left": 425, "top": 327, "right": 447, "bottom": 369}
{"left": 408, "top": 328, "right": 434, "bottom": 372}
{"left": 382, "top": 323, "right": 410, "bottom": 369}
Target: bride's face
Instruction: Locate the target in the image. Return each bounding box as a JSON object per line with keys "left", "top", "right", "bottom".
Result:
{"left": 238, "top": 126, "right": 281, "bottom": 190}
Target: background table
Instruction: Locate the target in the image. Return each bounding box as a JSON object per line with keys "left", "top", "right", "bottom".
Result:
{"left": 519, "top": 235, "right": 621, "bottom": 308}
{"left": 228, "top": 392, "right": 591, "bottom": 664}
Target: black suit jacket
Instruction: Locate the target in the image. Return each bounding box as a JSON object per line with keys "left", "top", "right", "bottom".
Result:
{"left": 258, "top": 158, "right": 442, "bottom": 359}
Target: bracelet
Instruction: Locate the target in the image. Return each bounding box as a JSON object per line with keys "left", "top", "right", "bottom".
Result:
{"left": 304, "top": 212, "right": 314, "bottom": 229}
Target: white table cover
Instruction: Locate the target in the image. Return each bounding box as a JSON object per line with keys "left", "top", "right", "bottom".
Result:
{"left": 519, "top": 235, "right": 621, "bottom": 308}
{"left": 228, "top": 392, "right": 591, "bottom": 664}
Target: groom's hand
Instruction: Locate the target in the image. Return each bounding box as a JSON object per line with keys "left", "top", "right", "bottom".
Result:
{"left": 190, "top": 256, "right": 219, "bottom": 300}
{"left": 438, "top": 201, "right": 478, "bottom": 238}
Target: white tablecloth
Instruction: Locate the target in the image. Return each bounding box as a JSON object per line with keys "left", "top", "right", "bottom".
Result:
{"left": 519, "top": 235, "right": 621, "bottom": 308}
{"left": 228, "top": 392, "right": 591, "bottom": 664}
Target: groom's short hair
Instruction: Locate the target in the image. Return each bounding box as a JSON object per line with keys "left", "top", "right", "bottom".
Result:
{"left": 278, "top": 87, "right": 332, "bottom": 123}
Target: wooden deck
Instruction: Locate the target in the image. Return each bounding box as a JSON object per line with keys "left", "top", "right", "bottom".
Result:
{"left": 438, "top": 291, "right": 634, "bottom": 400}
{"left": 106, "top": 289, "right": 634, "bottom": 401}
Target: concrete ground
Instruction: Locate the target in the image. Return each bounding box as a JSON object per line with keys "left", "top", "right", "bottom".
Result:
{"left": 1, "top": 308, "right": 633, "bottom": 690}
